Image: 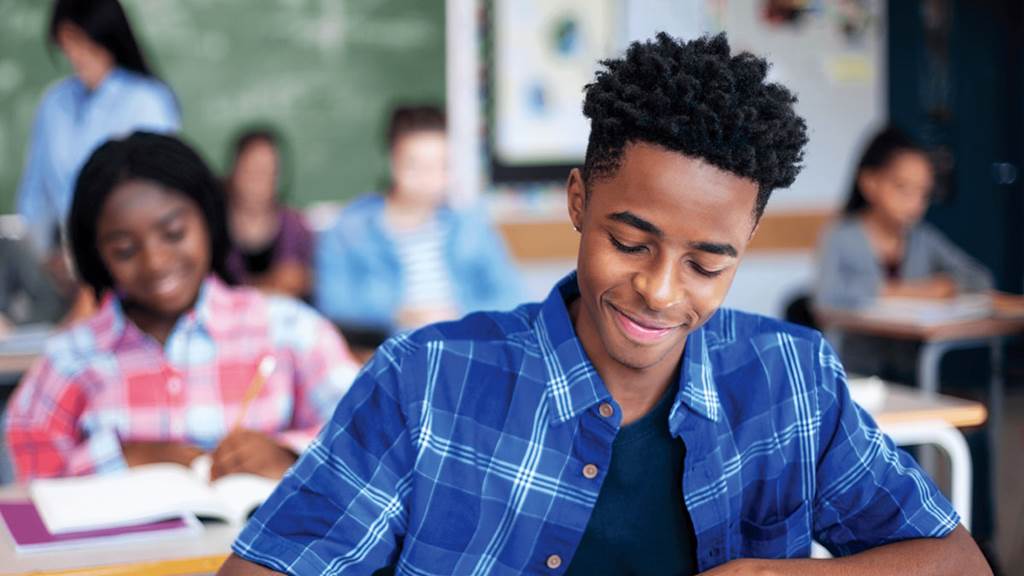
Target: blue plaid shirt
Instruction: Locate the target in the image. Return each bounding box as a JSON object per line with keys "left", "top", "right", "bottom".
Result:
{"left": 233, "top": 273, "right": 958, "bottom": 574}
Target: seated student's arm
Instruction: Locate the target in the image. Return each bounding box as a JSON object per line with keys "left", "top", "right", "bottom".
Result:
{"left": 702, "top": 336, "right": 990, "bottom": 575}
{"left": 313, "top": 227, "right": 392, "bottom": 330}
{"left": 5, "top": 358, "right": 126, "bottom": 479}
{"left": 219, "top": 338, "right": 419, "bottom": 575}
{"left": 698, "top": 526, "right": 985, "bottom": 575}
{"left": 880, "top": 275, "right": 957, "bottom": 299}
{"left": 218, "top": 555, "right": 283, "bottom": 576}
{"left": 251, "top": 261, "right": 312, "bottom": 299}
{"left": 920, "top": 224, "right": 994, "bottom": 294}
{"left": 249, "top": 212, "right": 315, "bottom": 299}
{"left": 457, "top": 207, "right": 523, "bottom": 313}
{"left": 813, "top": 224, "right": 881, "bottom": 310}
{"left": 211, "top": 301, "right": 360, "bottom": 480}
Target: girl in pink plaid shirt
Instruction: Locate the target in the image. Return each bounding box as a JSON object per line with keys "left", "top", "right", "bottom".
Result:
{"left": 5, "top": 132, "right": 359, "bottom": 481}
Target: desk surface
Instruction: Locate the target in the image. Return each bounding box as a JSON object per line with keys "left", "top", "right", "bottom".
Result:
{"left": 0, "top": 485, "right": 235, "bottom": 576}
{"left": 0, "top": 385, "right": 986, "bottom": 575}
{"left": 817, "top": 307, "right": 1024, "bottom": 342}
{"left": 0, "top": 354, "right": 37, "bottom": 378}
{"left": 868, "top": 383, "right": 987, "bottom": 428}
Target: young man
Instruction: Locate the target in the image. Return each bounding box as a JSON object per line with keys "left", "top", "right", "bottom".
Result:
{"left": 219, "top": 33, "right": 989, "bottom": 575}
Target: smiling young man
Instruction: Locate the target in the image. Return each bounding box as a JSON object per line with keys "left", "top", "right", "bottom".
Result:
{"left": 220, "top": 33, "right": 990, "bottom": 575}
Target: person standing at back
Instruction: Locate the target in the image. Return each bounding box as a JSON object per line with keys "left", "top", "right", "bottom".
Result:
{"left": 16, "top": 0, "right": 180, "bottom": 257}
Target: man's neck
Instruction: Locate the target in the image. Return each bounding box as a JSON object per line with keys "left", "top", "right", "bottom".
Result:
{"left": 568, "top": 298, "right": 683, "bottom": 426}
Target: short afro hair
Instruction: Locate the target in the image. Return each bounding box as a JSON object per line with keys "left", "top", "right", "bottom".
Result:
{"left": 582, "top": 32, "right": 808, "bottom": 219}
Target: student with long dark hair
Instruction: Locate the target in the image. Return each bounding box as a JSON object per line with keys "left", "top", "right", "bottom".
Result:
{"left": 815, "top": 127, "right": 992, "bottom": 312}
{"left": 16, "top": 0, "right": 180, "bottom": 256}
{"left": 5, "top": 132, "right": 358, "bottom": 482}
{"left": 224, "top": 127, "right": 314, "bottom": 300}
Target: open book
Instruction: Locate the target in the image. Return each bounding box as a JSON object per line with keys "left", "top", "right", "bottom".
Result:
{"left": 29, "top": 455, "right": 278, "bottom": 535}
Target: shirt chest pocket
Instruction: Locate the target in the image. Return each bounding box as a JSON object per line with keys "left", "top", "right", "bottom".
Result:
{"left": 738, "top": 500, "right": 812, "bottom": 558}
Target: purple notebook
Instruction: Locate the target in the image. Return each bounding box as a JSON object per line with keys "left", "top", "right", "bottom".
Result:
{"left": 0, "top": 500, "right": 198, "bottom": 553}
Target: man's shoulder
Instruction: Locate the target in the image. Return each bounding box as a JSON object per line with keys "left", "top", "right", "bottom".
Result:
{"left": 373, "top": 303, "right": 543, "bottom": 370}
{"left": 704, "top": 307, "right": 822, "bottom": 350}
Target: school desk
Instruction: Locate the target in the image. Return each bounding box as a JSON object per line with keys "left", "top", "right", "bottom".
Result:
{"left": 865, "top": 381, "right": 987, "bottom": 531}
{"left": 0, "top": 483, "right": 235, "bottom": 576}
{"left": 815, "top": 299, "right": 1024, "bottom": 479}
{"left": 0, "top": 384, "right": 986, "bottom": 573}
{"left": 0, "top": 326, "right": 49, "bottom": 379}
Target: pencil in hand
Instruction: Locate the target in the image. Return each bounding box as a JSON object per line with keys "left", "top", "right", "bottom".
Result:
{"left": 232, "top": 355, "right": 277, "bottom": 430}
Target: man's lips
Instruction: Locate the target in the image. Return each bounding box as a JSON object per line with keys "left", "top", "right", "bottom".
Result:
{"left": 609, "top": 304, "right": 681, "bottom": 343}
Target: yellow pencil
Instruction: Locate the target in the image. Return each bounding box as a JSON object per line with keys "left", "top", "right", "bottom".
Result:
{"left": 232, "top": 355, "right": 277, "bottom": 430}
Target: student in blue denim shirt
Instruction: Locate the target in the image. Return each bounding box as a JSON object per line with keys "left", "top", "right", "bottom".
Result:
{"left": 314, "top": 105, "right": 521, "bottom": 334}
{"left": 222, "top": 34, "right": 989, "bottom": 576}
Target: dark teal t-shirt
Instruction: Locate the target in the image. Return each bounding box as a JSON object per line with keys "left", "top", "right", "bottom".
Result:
{"left": 565, "top": 383, "right": 697, "bottom": 575}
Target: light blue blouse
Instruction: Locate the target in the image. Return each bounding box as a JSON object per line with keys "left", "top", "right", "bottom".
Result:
{"left": 15, "top": 67, "right": 180, "bottom": 253}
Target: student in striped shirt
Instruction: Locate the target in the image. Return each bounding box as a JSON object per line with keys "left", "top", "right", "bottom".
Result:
{"left": 314, "top": 105, "right": 521, "bottom": 334}
{"left": 5, "top": 132, "right": 359, "bottom": 482}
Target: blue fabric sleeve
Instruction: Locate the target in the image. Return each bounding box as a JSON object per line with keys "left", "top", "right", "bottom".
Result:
{"left": 232, "top": 339, "right": 419, "bottom": 574}
{"left": 810, "top": 336, "right": 959, "bottom": 556}
{"left": 16, "top": 101, "right": 56, "bottom": 255}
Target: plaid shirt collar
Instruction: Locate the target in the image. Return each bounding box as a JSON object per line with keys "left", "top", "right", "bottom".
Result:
{"left": 535, "top": 272, "right": 722, "bottom": 429}
{"left": 92, "top": 275, "right": 231, "bottom": 351}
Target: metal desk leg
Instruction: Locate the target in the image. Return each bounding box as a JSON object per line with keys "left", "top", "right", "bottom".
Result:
{"left": 917, "top": 341, "right": 953, "bottom": 396}
{"left": 917, "top": 341, "right": 954, "bottom": 472}
{"left": 988, "top": 337, "right": 1003, "bottom": 520}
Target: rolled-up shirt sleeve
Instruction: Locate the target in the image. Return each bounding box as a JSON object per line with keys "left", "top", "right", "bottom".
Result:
{"left": 810, "top": 336, "right": 959, "bottom": 555}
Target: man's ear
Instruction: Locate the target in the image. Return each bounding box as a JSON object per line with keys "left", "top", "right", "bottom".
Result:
{"left": 748, "top": 216, "right": 761, "bottom": 241}
{"left": 567, "top": 168, "right": 586, "bottom": 232}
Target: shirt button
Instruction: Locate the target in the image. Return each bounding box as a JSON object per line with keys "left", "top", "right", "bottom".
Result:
{"left": 598, "top": 402, "right": 614, "bottom": 418}
{"left": 582, "top": 464, "right": 599, "bottom": 479}
{"left": 546, "top": 554, "right": 562, "bottom": 569}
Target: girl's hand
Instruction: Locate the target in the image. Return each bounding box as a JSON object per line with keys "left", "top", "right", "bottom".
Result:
{"left": 883, "top": 275, "right": 956, "bottom": 299}
{"left": 210, "top": 429, "right": 297, "bottom": 480}
{"left": 121, "top": 440, "right": 205, "bottom": 468}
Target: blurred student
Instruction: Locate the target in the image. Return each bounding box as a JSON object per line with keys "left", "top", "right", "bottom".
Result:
{"left": 814, "top": 127, "right": 993, "bottom": 378}
{"left": 314, "top": 105, "right": 521, "bottom": 334}
{"left": 225, "top": 127, "right": 313, "bottom": 300}
{"left": 16, "top": 0, "right": 180, "bottom": 257}
{"left": 0, "top": 232, "right": 75, "bottom": 336}
{"left": 816, "top": 127, "right": 992, "bottom": 311}
{"left": 5, "top": 132, "right": 359, "bottom": 482}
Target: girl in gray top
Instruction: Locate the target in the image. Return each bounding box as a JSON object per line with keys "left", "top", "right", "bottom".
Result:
{"left": 816, "top": 127, "right": 992, "bottom": 311}
{"left": 814, "top": 127, "right": 992, "bottom": 377}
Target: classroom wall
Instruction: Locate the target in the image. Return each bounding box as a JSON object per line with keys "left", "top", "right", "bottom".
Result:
{"left": 487, "top": 1, "right": 888, "bottom": 318}
{"left": 0, "top": 0, "right": 446, "bottom": 213}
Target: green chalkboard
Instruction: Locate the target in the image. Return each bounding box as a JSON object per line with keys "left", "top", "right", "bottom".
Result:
{"left": 0, "top": 0, "right": 446, "bottom": 213}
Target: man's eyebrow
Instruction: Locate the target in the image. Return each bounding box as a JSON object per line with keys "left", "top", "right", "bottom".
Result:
{"left": 608, "top": 211, "right": 662, "bottom": 237}
{"left": 690, "top": 241, "right": 737, "bottom": 258}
